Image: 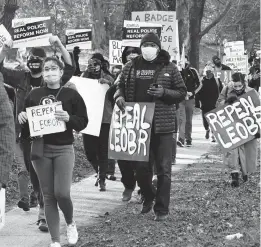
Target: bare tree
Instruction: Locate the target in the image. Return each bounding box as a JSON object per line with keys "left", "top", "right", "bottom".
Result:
{"left": 0, "top": 0, "right": 19, "bottom": 32}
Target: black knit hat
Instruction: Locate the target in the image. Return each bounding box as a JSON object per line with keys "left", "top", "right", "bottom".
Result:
{"left": 91, "top": 53, "right": 105, "bottom": 62}
{"left": 140, "top": 32, "right": 161, "bottom": 49}
{"left": 30, "top": 47, "right": 46, "bottom": 58}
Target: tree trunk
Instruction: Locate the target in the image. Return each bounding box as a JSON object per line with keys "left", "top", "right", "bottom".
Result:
{"left": 0, "top": 0, "right": 19, "bottom": 32}
{"left": 90, "top": 0, "right": 106, "bottom": 50}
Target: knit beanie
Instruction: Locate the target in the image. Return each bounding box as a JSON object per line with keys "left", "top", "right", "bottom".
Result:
{"left": 30, "top": 47, "right": 46, "bottom": 58}
{"left": 140, "top": 32, "right": 161, "bottom": 49}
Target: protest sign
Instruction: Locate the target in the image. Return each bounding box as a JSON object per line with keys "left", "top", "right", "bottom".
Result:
{"left": 109, "top": 40, "right": 123, "bottom": 65}
{"left": 132, "top": 11, "right": 178, "bottom": 57}
{"left": 66, "top": 29, "right": 92, "bottom": 50}
{"left": 122, "top": 20, "right": 162, "bottom": 47}
{"left": 0, "top": 25, "right": 12, "bottom": 53}
{"left": 12, "top": 17, "right": 52, "bottom": 48}
{"left": 214, "top": 70, "right": 232, "bottom": 85}
{"left": 224, "top": 55, "right": 248, "bottom": 74}
{"left": 0, "top": 189, "right": 6, "bottom": 231}
{"left": 108, "top": 102, "right": 155, "bottom": 162}
{"left": 205, "top": 90, "right": 261, "bottom": 153}
{"left": 26, "top": 102, "right": 66, "bottom": 137}
{"left": 224, "top": 41, "right": 244, "bottom": 57}
{"left": 70, "top": 76, "right": 109, "bottom": 136}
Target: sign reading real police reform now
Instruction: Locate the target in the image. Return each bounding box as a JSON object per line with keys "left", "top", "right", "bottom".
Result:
{"left": 66, "top": 29, "right": 92, "bottom": 50}
{"left": 205, "top": 90, "right": 261, "bottom": 153}
{"left": 109, "top": 103, "right": 155, "bottom": 162}
{"left": 122, "top": 20, "right": 162, "bottom": 48}
{"left": 26, "top": 102, "right": 66, "bottom": 137}
{"left": 12, "top": 17, "right": 52, "bottom": 48}
{"left": 132, "top": 11, "right": 177, "bottom": 57}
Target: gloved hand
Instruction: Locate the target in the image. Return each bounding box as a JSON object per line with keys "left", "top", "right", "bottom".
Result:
{"left": 115, "top": 96, "right": 125, "bottom": 112}
{"left": 225, "top": 94, "right": 238, "bottom": 105}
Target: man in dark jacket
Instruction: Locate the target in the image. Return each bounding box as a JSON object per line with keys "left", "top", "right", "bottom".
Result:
{"left": 114, "top": 32, "right": 186, "bottom": 221}
{"left": 195, "top": 65, "right": 223, "bottom": 142}
{"left": 177, "top": 56, "right": 201, "bottom": 147}
{"left": 212, "top": 55, "right": 232, "bottom": 72}
{"left": 248, "top": 56, "right": 260, "bottom": 92}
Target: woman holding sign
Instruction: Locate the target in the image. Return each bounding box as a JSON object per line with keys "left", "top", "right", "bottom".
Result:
{"left": 217, "top": 72, "right": 259, "bottom": 187}
{"left": 18, "top": 57, "right": 88, "bottom": 247}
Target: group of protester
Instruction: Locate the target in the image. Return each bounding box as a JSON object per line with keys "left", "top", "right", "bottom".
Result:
{"left": 0, "top": 30, "right": 260, "bottom": 247}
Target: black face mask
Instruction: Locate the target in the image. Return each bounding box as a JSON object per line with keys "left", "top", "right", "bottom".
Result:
{"left": 27, "top": 58, "right": 43, "bottom": 74}
{"left": 234, "top": 85, "right": 246, "bottom": 96}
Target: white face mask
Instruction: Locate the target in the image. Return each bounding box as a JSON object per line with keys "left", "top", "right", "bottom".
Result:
{"left": 141, "top": 47, "right": 158, "bottom": 61}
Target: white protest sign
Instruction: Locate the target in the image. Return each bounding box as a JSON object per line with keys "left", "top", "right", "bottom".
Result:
{"left": 132, "top": 11, "right": 177, "bottom": 57}
{"left": 109, "top": 40, "right": 123, "bottom": 65}
{"left": 26, "top": 102, "right": 66, "bottom": 137}
{"left": 224, "top": 41, "right": 244, "bottom": 57}
{"left": 0, "top": 25, "right": 12, "bottom": 53}
{"left": 0, "top": 189, "right": 6, "bottom": 231}
{"left": 66, "top": 29, "right": 92, "bottom": 50}
{"left": 70, "top": 76, "right": 109, "bottom": 136}
{"left": 224, "top": 55, "right": 248, "bottom": 74}
{"left": 12, "top": 17, "right": 52, "bottom": 48}
{"left": 122, "top": 20, "right": 162, "bottom": 48}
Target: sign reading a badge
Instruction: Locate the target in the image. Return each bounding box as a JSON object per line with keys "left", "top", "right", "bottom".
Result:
{"left": 65, "top": 29, "right": 92, "bottom": 50}
{"left": 12, "top": 17, "right": 52, "bottom": 48}
{"left": 122, "top": 20, "right": 162, "bottom": 48}
{"left": 108, "top": 102, "right": 155, "bottom": 162}
{"left": 26, "top": 102, "right": 66, "bottom": 137}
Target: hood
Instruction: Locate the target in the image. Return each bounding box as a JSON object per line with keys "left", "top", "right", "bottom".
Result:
{"left": 122, "top": 46, "right": 141, "bottom": 65}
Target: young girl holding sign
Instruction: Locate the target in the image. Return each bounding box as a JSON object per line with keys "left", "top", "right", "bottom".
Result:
{"left": 216, "top": 72, "right": 260, "bottom": 187}
{"left": 18, "top": 57, "right": 88, "bottom": 247}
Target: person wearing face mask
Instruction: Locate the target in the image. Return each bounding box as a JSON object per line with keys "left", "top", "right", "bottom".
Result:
{"left": 195, "top": 65, "right": 223, "bottom": 142}
{"left": 216, "top": 72, "right": 259, "bottom": 187}
{"left": 111, "top": 65, "right": 122, "bottom": 79}
{"left": 0, "top": 37, "right": 75, "bottom": 232}
{"left": 212, "top": 55, "right": 231, "bottom": 73}
{"left": 81, "top": 53, "right": 115, "bottom": 191}
{"left": 248, "top": 56, "right": 260, "bottom": 92}
{"left": 17, "top": 56, "right": 88, "bottom": 247}
{"left": 114, "top": 32, "right": 186, "bottom": 221}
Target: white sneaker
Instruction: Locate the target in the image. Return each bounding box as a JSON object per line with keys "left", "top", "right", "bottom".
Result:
{"left": 50, "top": 243, "right": 61, "bottom": 247}
{"left": 67, "top": 222, "right": 79, "bottom": 245}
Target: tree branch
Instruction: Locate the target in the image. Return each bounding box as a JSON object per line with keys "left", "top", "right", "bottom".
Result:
{"left": 199, "top": 0, "right": 233, "bottom": 38}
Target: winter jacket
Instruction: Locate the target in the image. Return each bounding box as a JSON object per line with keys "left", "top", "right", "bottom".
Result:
{"left": 181, "top": 66, "right": 201, "bottom": 99}
{"left": 114, "top": 50, "right": 186, "bottom": 134}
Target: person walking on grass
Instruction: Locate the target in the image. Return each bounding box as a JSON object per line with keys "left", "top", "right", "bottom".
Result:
{"left": 115, "top": 32, "right": 186, "bottom": 221}
{"left": 216, "top": 72, "right": 259, "bottom": 187}
{"left": 18, "top": 56, "right": 88, "bottom": 247}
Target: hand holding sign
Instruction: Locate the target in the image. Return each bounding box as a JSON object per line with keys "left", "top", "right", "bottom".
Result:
{"left": 54, "top": 110, "right": 70, "bottom": 122}
{"left": 49, "top": 35, "right": 63, "bottom": 49}
{"left": 2, "top": 39, "right": 13, "bottom": 52}
{"left": 147, "top": 84, "right": 164, "bottom": 98}
{"left": 18, "top": 111, "right": 28, "bottom": 124}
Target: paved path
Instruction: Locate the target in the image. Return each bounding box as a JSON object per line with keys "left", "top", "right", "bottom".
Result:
{"left": 0, "top": 114, "right": 216, "bottom": 247}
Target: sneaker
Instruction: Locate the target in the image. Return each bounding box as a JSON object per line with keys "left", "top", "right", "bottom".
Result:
{"left": 29, "top": 194, "right": 38, "bottom": 208}
{"left": 177, "top": 139, "right": 184, "bottom": 147}
{"left": 38, "top": 219, "right": 48, "bottom": 232}
{"left": 154, "top": 214, "right": 168, "bottom": 221}
{"left": 186, "top": 140, "right": 192, "bottom": 147}
{"left": 211, "top": 136, "right": 216, "bottom": 143}
{"left": 18, "top": 197, "right": 30, "bottom": 211}
{"left": 67, "top": 222, "right": 79, "bottom": 245}
{"left": 99, "top": 179, "right": 106, "bottom": 191}
{"left": 107, "top": 175, "right": 116, "bottom": 181}
{"left": 205, "top": 129, "right": 210, "bottom": 139}
{"left": 50, "top": 243, "right": 61, "bottom": 247}
{"left": 122, "top": 188, "right": 133, "bottom": 201}
{"left": 141, "top": 199, "right": 154, "bottom": 214}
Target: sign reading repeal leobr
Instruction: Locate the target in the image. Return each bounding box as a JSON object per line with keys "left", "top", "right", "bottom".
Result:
{"left": 205, "top": 90, "right": 261, "bottom": 153}
{"left": 108, "top": 102, "right": 155, "bottom": 162}
{"left": 26, "top": 102, "right": 67, "bottom": 137}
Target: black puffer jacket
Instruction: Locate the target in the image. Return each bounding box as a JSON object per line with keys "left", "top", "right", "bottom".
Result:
{"left": 114, "top": 50, "right": 186, "bottom": 134}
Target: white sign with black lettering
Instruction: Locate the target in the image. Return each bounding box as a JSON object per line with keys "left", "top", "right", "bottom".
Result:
{"left": 26, "top": 102, "right": 66, "bottom": 137}
{"left": 65, "top": 29, "right": 92, "bottom": 50}
{"left": 224, "top": 41, "right": 244, "bottom": 57}
{"left": 109, "top": 40, "right": 123, "bottom": 65}
{"left": 0, "top": 25, "right": 12, "bottom": 53}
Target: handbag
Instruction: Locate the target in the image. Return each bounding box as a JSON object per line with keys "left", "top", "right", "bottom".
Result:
{"left": 30, "top": 86, "right": 64, "bottom": 161}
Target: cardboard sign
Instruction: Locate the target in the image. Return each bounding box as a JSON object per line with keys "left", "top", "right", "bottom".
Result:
{"left": 224, "top": 55, "right": 248, "bottom": 74}
{"left": 26, "top": 102, "right": 66, "bottom": 137}
{"left": 65, "top": 29, "right": 92, "bottom": 50}
{"left": 109, "top": 40, "right": 123, "bottom": 65}
{"left": 108, "top": 102, "right": 155, "bottom": 162}
{"left": 70, "top": 76, "right": 109, "bottom": 136}
{"left": 205, "top": 90, "right": 261, "bottom": 153}
{"left": 0, "top": 25, "right": 12, "bottom": 53}
{"left": 12, "top": 17, "right": 52, "bottom": 48}
{"left": 0, "top": 189, "right": 5, "bottom": 231}
{"left": 122, "top": 20, "right": 162, "bottom": 47}
{"left": 214, "top": 71, "right": 233, "bottom": 85}
{"left": 132, "top": 11, "right": 177, "bottom": 57}
{"left": 224, "top": 41, "right": 244, "bottom": 57}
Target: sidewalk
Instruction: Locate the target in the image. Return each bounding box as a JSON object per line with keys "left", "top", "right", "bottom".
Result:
{"left": 0, "top": 113, "right": 215, "bottom": 247}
